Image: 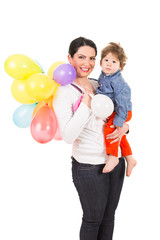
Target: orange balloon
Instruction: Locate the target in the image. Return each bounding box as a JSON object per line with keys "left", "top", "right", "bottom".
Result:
{"left": 32, "top": 95, "right": 54, "bottom": 118}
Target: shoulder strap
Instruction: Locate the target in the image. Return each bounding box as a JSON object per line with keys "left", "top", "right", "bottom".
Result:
{"left": 71, "top": 83, "right": 83, "bottom": 94}
{"left": 88, "top": 77, "right": 98, "bottom": 82}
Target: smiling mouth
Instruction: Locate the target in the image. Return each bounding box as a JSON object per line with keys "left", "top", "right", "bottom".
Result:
{"left": 80, "top": 67, "right": 90, "bottom": 72}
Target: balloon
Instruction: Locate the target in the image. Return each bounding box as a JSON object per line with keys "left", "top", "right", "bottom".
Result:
{"left": 34, "top": 60, "right": 45, "bottom": 73}
{"left": 53, "top": 64, "right": 76, "bottom": 86}
{"left": 32, "top": 96, "right": 63, "bottom": 141}
{"left": 4, "top": 54, "right": 42, "bottom": 80}
{"left": 52, "top": 112, "right": 62, "bottom": 140}
{"left": 30, "top": 106, "right": 57, "bottom": 143}
{"left": 91, "top": 94, "right": 114, "bottom": 120}
{"left": 11, "top": 79, "right": 37, "bottom": 104}
{"left": 25, "top": 73, "right": 58, "bottom": 101}
{"left": 53, "top": 122, "right": 62, "bottom": 140}
{"left": 32, "top": 95, "right": 54, "bottom": 118}
{"left": 47, "top": 61, "right": 65, "bottom": 79}
{"left": 13, "top": 103, "right": 37, "bottom": 128}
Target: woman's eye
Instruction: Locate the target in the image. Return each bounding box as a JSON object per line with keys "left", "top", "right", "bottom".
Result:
{"left": 79, "top": 56, "right": 84, "bottom": 59}
{"left": 113, "top": 61, "right": 116, "bottom": 63}
{"left": 90, "top": 57, "right": 96, "bottom": 61}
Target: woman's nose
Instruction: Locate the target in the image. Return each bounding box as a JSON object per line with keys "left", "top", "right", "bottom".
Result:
{"left": 83, "top": 58, "right": 90, "bottom": 66}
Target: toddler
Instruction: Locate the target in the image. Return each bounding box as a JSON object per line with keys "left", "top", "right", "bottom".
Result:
{"left": 96, "top": 42, "right": 137, "bottom": 176}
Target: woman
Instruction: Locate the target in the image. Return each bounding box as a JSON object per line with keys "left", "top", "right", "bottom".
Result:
{"left": 53, "top": 37, "right": 129, "bottom": 240}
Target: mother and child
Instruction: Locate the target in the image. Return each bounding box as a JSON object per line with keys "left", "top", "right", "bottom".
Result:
{"left": 53, "top": 37, "right": 137, "bottom": 240}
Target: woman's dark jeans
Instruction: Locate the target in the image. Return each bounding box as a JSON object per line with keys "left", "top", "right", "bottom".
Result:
{"left": 72, "top": 156, "right": 125, "bottom": 240}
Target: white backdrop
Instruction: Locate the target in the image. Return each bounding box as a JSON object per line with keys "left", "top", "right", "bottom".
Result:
{"left": 0, "top": 0, "right": 160, "bottom": 239}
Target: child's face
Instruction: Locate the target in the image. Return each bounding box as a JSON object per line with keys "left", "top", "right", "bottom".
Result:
{"left": 101, "top": 52, "right": 121, "bottom": 75}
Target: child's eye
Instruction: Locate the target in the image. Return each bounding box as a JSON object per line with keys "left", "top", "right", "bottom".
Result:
{"left": 113, "top": 61, "right": 116, "bottom": 63}
{"left": 105, "top": 59, "right": 108, "bottom": 62}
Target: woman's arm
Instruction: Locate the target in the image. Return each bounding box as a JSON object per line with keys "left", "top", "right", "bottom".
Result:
{"left": 106, "top": 122, "right": 129, "bottom": 144}
{"left": 53, "top": 87, "right": 92, "bottom": 144}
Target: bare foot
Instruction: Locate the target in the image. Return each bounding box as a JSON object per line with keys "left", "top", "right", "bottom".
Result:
{"left": 125, "top": 155, "right": 137, "bottom": 177}
{"left": 103, "top": 155, "right": 119, "bottom": 173}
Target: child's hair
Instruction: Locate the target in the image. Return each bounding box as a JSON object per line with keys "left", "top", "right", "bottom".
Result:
{"left": 101, "top": 42, "right": 127, "bottom": 70}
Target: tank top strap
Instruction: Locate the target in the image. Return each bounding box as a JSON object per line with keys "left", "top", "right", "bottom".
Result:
{"left": 71, "top": 83, "right": 83, "bottom": 94}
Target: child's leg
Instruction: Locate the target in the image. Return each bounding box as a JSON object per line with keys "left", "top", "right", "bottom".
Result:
{"left": 103, "top": 113, "right": 120, "bottom": 173}
{"left": 104, "top": 113, "right": 119, "bottom": 156}
{"left": 120, "top": 135, "right": 136, "bottom": 176}
{"left": 120, "top": 135, "right": 132, "bottom": 156}
{"left": 125, "top": 156, "right": 137, "bottom": 177}
{"left": 120, "top": 111, "right": 137, "bottom": 177}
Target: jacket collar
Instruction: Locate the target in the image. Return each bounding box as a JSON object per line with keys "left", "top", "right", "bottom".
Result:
{"left": 101, "top": 69, "right": 121, "bottom": 78}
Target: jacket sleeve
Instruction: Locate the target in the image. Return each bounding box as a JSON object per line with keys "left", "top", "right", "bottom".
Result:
{"left": 53, "top": 87, "right": 92, "bottom": 144}
{"left": 111, "top": 78, "right": 131, "bottom": 127}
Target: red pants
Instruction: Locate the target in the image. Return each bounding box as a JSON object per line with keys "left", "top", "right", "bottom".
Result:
{"left": 104, "top": 111, "right": 132, "bottom": 157}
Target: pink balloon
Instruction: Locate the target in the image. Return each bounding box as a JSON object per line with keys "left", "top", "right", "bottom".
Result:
{"left": 52, "top": 111, "right": 62, "bottom": 140}
{"left": 53, "top": 121, "right": 62, "bottom": 140}
{"left": 30, "top": 106, "right": 57, "bottom": 143}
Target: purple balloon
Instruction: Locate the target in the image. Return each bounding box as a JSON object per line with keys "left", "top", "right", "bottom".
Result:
{"left": 53, "top": 64, "right": 76, "bottom": 86}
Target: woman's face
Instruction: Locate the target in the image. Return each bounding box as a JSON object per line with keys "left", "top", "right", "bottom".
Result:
{"left": 68, "top": 46, "right": 96, "bottom": 78}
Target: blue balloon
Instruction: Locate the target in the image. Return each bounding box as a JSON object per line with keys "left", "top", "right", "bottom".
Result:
{"left": 34, "top": 60, "right": 45, "bottom": 73}
{"left": 13, "top": 103, "right": 37, "bottom": 128}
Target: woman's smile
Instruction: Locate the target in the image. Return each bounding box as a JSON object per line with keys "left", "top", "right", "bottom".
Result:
{"left": 80, "top": 67, "right": 90, "bottom": 73}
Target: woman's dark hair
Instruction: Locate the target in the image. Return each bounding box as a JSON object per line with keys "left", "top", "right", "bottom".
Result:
{"left": 68, "top": 37, "right": 97, "bottom": 57}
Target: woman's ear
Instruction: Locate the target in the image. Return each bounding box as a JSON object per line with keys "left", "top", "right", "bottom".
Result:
{"left": 68, "top": 54, "right": 72, "bottom": 64}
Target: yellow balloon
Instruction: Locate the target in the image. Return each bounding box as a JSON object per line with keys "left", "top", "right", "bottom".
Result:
{"left": 25, "top": 73, "right": 59, "bottom": 101}
{"left": 47, "top": 61, "right": 65, "bottom": 79}
{"left": 4, "top": 54, "right": 42, "bottom": 80}
{"left": 11, "top": 80, "right": 37, "bottom": 104}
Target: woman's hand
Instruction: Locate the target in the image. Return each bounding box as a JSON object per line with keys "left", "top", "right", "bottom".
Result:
{"left": 81, "top": 89, "right": 93, "bottom": 108}
{"left": 106, "top": 122, "right": 129, "bottom": 144}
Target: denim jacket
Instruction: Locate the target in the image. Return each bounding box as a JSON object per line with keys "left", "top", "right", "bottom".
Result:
{"left": 96, "top": 70, "right": 132, "bottom": 127}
